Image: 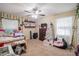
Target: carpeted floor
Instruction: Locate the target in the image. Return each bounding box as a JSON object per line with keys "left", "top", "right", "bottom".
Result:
{"left": 23, "top": 39, "right": 75, "bottom": 56}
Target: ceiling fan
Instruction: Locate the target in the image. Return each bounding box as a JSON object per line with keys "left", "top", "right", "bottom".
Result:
{"left": 24, "top": 7, "right": 45, "bottom": 17}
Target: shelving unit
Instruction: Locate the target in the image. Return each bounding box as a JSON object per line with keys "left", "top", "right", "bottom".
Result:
{"left": 23, "top": 20, "right": 36, "bottom": 28}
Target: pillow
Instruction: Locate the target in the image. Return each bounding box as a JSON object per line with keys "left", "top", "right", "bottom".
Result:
{"left": 14, "top": 32, "right": 24, "bottom": 37}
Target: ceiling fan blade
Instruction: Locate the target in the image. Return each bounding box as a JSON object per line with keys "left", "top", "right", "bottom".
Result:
{"left": 39, "top": 14, "right": 45, "bottom": 16}
{"left": 33, "top": 7, "right": 38, "bottom": 11}
{"left": 25, "top": 14, "right": 31, "bottom": 16}
{"left": 38, "top": 10, "right": 41, "bottom": 12}
{"left": 24, "top": 10, "right": 31, "bottom": 13}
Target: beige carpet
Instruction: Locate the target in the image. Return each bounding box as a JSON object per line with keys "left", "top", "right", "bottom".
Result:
{"left": 23, "top": 39, "right": 75, "bottom": 56}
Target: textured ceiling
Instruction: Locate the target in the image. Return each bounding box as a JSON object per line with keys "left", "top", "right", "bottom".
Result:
{"left": 0, "top": 3, "right": 77, "bottom": 16}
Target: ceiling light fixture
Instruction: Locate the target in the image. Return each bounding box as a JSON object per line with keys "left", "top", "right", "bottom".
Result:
{"left": 31, "top": 14, "right": 38, "bottom": 19}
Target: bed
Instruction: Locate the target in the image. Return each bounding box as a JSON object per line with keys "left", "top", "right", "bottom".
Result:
{"left": 0, "top": 36, "right": 25, "bottom": 43}
{"left": 0, "top": 33, "right": 26, "bottom": 55}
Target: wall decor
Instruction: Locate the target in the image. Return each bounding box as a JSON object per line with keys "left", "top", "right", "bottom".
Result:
{"left": 2, "top": 19, "right": 18, "bottom": 30}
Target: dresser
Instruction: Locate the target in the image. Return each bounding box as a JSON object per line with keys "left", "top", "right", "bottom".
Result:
{"left": 39, "top": 23, "right": 47, "bottom": 41}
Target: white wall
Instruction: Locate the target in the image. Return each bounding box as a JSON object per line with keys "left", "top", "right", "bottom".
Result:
{"left": 23, "top": 28, "right": 37, "bottom": 39}
{"left": 22, "top": 20, "right": 38, "bottom": 40}
{"left": 37, "top": 16, "right": 55, "bottom": 40}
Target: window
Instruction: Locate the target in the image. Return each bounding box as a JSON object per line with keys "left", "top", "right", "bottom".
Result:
{"left": 56, "top": 16, "right": 73, "bottom": 37}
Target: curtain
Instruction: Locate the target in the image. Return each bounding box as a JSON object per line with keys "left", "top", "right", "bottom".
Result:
{"left": 71, "top": 4, "right": 79, "bottom": 48}
{"left": 56, "top": 16, "right": 73, "bottom": 45}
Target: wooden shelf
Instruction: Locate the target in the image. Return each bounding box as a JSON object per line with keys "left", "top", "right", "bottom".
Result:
{"left": 24, "top": 26, "right": 36, "bottom": 28}
{"left": 24, "top": 20, "right": 35, "bottom": 23}
{"left": 23, "top": 20, "right": 36, "bottom": 28}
